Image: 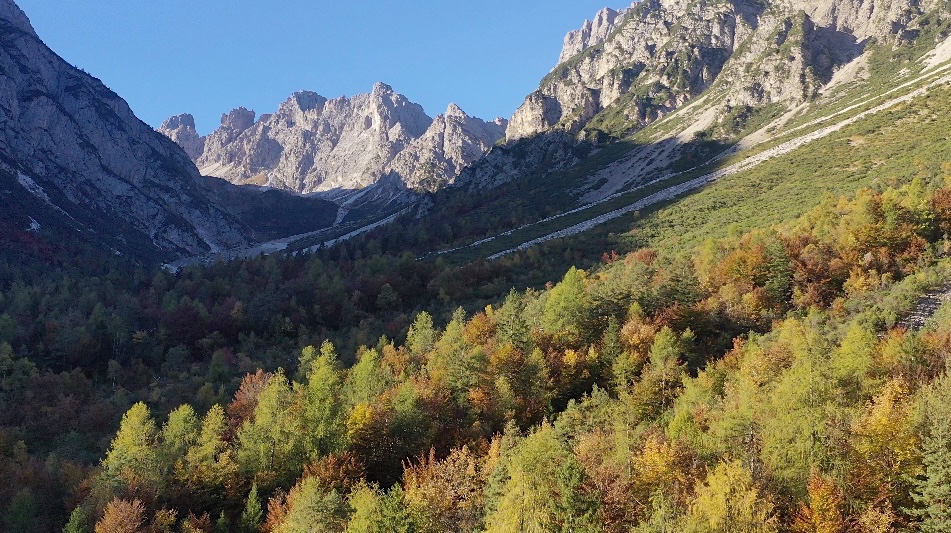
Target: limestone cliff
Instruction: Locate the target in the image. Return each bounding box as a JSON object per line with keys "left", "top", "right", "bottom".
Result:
{"left": 164, "top": 85, "right": 506, "bottom": 197}
{"left": 0, "top": 0, "right": 250, "bottom": 257}
{"left": 506, "top": 0, "right": 939, "bottom": 142}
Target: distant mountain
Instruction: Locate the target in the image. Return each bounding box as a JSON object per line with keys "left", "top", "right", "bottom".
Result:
{"left": 0, "top": 0, "right": 337, "bottom": 262}
{"left": 159, "top": 84, "right": 507, "bottom": 204}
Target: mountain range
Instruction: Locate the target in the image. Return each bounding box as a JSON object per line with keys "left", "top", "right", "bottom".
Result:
{"left": 0, "top": 0, "right": 337, "bottom": 262}
{"left": 159, "top": 85, "right": 507, "bottom": 207}
{"left": 6, "top": 0, "right": 951, "bottom": 264}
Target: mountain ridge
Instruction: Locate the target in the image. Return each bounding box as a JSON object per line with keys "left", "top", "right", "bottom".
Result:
{"left": 0, "top": 0, "right": 339, "bottom": 262}
{"left": 159, "top": 84, "right": 508, "bottom": 203}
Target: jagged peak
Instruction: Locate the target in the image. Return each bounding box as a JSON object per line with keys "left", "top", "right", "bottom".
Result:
{"left": 445, "top": 102, "right": 468, "bottom": 119}
{"left": 557, "top": 3, "right": 633, "bottom": 65}
{"left": 286, "top": 90, "right": 327, "bottom": 112}
{"left": 220, "top": 107, "right": 255, "bottom": 131}
{"left": 372, "top": 82, "right": 395, "bottom": 96}
{"left": 160, "top": 113, "right": 197, "bottom": 132}
{"left": 0, "top": 0, "right": 37, "bottom": 37}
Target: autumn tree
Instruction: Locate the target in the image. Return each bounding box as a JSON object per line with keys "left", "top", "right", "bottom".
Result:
{"left": 684, "top": 459, "right": 778, "bottom": 533}
{"left": 99, "top": 402, "right": 162, "bottom": 498}
{"left": 94, "top": 498, "right": 147, "bottom": 533}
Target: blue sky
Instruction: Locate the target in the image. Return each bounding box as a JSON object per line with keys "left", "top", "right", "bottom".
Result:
{"left": 17, "top": 1, "right": 626, "bottom": 134}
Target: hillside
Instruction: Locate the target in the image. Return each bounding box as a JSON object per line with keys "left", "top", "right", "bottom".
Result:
{"left": 406, "top": 0, "right": 951, "bottom": 262}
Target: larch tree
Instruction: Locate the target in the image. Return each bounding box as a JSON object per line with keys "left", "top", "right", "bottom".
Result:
{"left": 301, "top": 345, "right": 347, "bottom": 461}
{"left": 684, "top": 459, "right": 778, "bottom": 533}
{"left": 100, "top": 402, "right": 162, "bottom": 496}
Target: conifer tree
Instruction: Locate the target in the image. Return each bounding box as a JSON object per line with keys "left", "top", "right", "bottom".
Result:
{"left": 911, "top": 374, "right": 951, "bottom": 531}
{"left": 302, "top": 345, "right": 346, "bottom": 460}
{"left": 100, "top": 402, "right": 162, "bottom": 495}
{"left": 63, "top": 507, "right": 88, "bottom": 533}
{"left": 543, "top": 267, "right": 592, "bottom": 344}
{"left": 240, "top": 483, "right": 264, "bottom": 533}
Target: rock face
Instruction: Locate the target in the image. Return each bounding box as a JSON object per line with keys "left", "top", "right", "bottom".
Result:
{"left": 454, "top": 0, "right": 950, "bottom": 193}
{"left": 557, "top": 6, "right": 631, "bottom": 65}
{"left": 385, "top": 103, "right": 507, "bottom": 192}
{"left": 0, "top": 0, "right": 254, "bottom": 258}
{"left": 165, "top": 84, "right": 507, "bottom": 197}
{"left": 505, "top": 0, "right": 940, "bottom": 142}
{"left": 158, "top": 114, "right": 205, "bottom": 160}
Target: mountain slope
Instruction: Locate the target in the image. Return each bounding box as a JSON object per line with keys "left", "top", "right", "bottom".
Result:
{"left": 402, "top": 0, "right": 951, "bottom": 263}
{"left": 453, "top": 0, "right": 946, "bottom": 197}
{"left": 0, "top": 0, "right": 340, "bottom": 263}
{"left": 0, "top": 0, "right": 251, "bottom": 259}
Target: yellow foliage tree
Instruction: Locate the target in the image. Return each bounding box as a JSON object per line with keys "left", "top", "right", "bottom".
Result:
{"left": 684, "top": 459, "right": 778, "bottom": 533}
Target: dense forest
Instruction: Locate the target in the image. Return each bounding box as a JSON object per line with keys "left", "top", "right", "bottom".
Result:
{"left": 2, "top": 169, "right": 950, "bottom": 531}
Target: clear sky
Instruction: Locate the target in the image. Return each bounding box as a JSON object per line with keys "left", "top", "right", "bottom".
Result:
{"left": 16, "top": 1, "right": 626, "bottom": 135}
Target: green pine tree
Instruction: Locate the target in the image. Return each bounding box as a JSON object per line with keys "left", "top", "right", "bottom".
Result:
{"left": 241, "top": 483, "right": 264, "bottom": 533}
{"left": 63, "top": 507, "right": 88, "bottom": 533}
{"left": 911, "top": 375, "right": 951, "bottom": 531}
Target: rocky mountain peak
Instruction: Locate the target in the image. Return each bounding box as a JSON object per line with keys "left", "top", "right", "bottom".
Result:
{"left": 0, "top": 0, "right": 257, "bottom": 258}
{"left": 158, "top": 113, "right": 205, "bottom": 161}
{"left": 161, "top": 113, "right": 197, "bottom": 131}
{"left": 0, "top": 0, "right": 37, "bottom": 37}
{"left": 164, "top": 84, "right": 506, "bottom": 200}
{"left": 220, "top": 107, "right": 256, "bottom": 133}
{"left": 286, "top": 90, "right": 326, "bottom": 113}
{"left": 504, "top": 0, "right": 944, "bottom": 143}
{"left": 445, "top": 102, "right": 467, "bottom": 119}
{"left": 372, "top": 81, "right": 395, "bottom": 96}
{"left": 557, "top": 5, "right": 631, "bottom": 65}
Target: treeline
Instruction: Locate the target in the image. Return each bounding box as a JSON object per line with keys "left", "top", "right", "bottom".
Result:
{"left": 54, "top": 176, "right": 951, "bottom": 531}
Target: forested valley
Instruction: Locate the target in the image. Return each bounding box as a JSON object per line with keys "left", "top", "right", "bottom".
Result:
{"left": 2, "top": 170, "right": 951, "bottom": 531}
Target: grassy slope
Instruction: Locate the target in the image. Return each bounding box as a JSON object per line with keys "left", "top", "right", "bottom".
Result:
{"left": 432, "top": 49, "right": 951, "bottom": 263}
{"left": 634, "top": 86, "right": 951, "bottom": 254}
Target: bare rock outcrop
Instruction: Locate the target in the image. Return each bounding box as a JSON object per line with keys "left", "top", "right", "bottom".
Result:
{"left": 505, "top": 0, "right": 940, "bottom": 142}
{"left": 158, "top": 114, "right": 206, "bottom": 160}
{"left": 558, "top": 6, "right": 632, "bottom": 65}
{"left": 384, "top": 103, "right": 507, "bottom": 191}
{"left": 0, "top": 0, "right": 251, "bottom": 257}
{"left": 164, "top": 84, "right": 506, "bottom": 198}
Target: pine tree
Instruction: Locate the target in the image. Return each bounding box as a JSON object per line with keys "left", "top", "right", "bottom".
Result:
{"left": 241, "top": 483, "right": 264, "bottom": 533}
{"left": 63, "top": 507, "right": 88, "bottom": 533}
{"left": 911, "top": 375, "right": 951, "bottom": 531}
